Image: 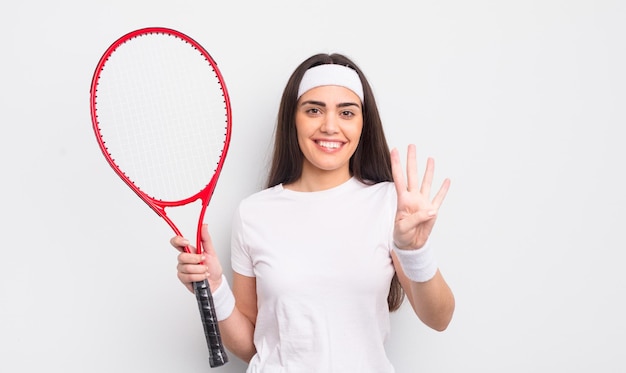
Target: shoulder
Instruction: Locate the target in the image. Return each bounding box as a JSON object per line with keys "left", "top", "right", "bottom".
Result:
{"left": 235, "top": 184, "right": 283, "bottom": 214}
{"left": 242, "top": 184, "right": 282, "bottom": 202}
{"left": 356, "top": 179, "right": 396, "bottom": 198}
{"left": 346, "top": 179, "right": 397, "bottom": 213}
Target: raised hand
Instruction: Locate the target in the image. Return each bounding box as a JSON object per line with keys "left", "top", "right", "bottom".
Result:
{"left": 391, "top": 144, "right": 450, "bottom": 250}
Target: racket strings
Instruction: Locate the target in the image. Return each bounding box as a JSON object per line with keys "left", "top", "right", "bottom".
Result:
{"left": 95, "top": 33, "right": 228, "bottom": 202}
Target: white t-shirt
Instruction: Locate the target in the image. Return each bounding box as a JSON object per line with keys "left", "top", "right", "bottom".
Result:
{"left": 231, "top": 177, "right": 398, "bottom": 373}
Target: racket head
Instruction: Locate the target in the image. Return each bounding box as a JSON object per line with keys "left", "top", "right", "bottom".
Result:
{"left": 90, "top": 27, "right": 232, "bottom": 230}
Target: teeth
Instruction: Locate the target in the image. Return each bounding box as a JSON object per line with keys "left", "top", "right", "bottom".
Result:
{"left": 318, "top": 141, "right": 341, "bottom": 149}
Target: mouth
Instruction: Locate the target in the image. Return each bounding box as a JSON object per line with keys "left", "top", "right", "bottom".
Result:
{"left": 316, "top": 140, "right": 344, "bottom": 150}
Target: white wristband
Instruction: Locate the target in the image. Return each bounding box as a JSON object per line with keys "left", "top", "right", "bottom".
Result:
{"left": 211, "top": 275, "right": 236, "bottom": 321}
{"left": 393, "top": 241, "right": 438, "bottom": 282}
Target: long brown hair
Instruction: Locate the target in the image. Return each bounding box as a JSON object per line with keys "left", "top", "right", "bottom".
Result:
{"left": 266, "top": 53, "right": 405, "bottom": 311}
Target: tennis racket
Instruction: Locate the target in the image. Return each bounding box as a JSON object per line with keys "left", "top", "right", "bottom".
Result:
{"left": 89, "top": 27, "right": 231, "bottom": 367}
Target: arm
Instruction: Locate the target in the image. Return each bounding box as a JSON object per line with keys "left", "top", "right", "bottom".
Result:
{"left": 392, "top": 254, "right": 455, "bottom": 331}
{"left": 216, "top": 273, "right": 257, "bottom": 362}
{"left": 390, "top": 145, "right": 455, "bottom": 331}
{"left": 172, "top": 225, "right": 258, "bottom": 362}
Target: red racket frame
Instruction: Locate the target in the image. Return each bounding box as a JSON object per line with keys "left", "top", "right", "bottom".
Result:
{"left": 89, "top": 27, "right": 232, "bottom": 367}
{"left": 90, "top": 27, "right": 232, "bottom": 254}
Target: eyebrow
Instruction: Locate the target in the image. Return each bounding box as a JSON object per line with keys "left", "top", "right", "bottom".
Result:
{"left": 299, "top": 100, "right": 361, "bottom": 109}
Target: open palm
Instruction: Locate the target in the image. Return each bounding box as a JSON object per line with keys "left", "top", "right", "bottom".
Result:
{"left": 391, "top": 144, "right": 450, "bottom": 250}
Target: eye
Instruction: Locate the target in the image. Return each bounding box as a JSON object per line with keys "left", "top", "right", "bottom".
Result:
{"left": 340, "top": 109, "right": 355, "bottom": 118}
{"left": 306, "top": 107, "right": 321, "bottom": 115}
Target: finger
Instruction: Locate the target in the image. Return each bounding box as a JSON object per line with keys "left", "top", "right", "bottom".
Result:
{"left": 177, "top": 261, "right": 209, "bottom": 276}
{"left": 432, "top": 178, "right": 451, "bottom": 209}
{"left": 177, "top": 271, "right": 209, "bottom": 293}
{"left": 406, "top": 144, "right": 419, "bottom": 192}
{"left": 170, "top": 235, "right": 192, "bottom": 253}
{"left": 177, "top": 252, "right": 205, "bottom": 265}
{"left": 390, "top": 147, "right": 407, "bottom": 194}
{"left": 397, "top": 209, "right": 437, "bottom": 230}
{"left": 199, "top": 224, "right": 216, "bottom": 256}
{"left": 420, "top": 157, "right": 435, "bottom": 197}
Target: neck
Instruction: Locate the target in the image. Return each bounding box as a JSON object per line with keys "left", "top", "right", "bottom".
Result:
{"left": 285, "top": 165, "right": 352, "bottom": 192}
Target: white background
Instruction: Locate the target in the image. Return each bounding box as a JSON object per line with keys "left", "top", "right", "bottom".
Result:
{"left": 1, "top": 1, "right": 625, "bottom": 372}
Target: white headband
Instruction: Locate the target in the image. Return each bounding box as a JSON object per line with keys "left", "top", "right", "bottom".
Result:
{"left": 297, "top": 64, "right": 364, "bottom": 102}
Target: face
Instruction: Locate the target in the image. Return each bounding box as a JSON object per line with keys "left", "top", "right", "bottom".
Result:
{"left": 295, "top": 85, "right": 363, "bottom": 183}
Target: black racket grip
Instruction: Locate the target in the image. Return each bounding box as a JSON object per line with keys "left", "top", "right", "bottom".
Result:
{"left": 193, "top": 279, "right": 228, "bottom": 367}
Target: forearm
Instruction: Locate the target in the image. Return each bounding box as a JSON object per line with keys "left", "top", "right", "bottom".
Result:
{"left": 218, "top": 309, "right": 257, "bottom": 362}
{"left": 211, "top": 272, "right": 259, "bottom": 363}
{"left": 406, "top": 269, "right": 455, "bottom": 331}
{"left": 391, "top": 245, "right": 455, "bottom": 331}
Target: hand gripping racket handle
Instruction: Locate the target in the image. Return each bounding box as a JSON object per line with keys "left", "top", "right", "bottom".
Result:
{"left": 193, "top": 279, "right": 228, "bottom": 367}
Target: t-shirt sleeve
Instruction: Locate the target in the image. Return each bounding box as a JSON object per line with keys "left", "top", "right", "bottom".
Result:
{"left": 230, "top": 201, "right": 255, "bottom": 277}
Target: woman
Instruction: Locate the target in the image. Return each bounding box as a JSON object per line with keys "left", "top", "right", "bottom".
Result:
{"left": 172, "top": 53, "right": 455, "bottom": 372}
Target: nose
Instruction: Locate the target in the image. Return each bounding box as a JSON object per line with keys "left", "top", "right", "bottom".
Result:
{"left": 320, "top": 113, "right": 339, "bottom": 134}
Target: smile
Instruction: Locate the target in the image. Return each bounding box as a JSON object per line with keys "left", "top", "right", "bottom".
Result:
{"left": 316, "top": 140, "right": 343, "bottom": 149}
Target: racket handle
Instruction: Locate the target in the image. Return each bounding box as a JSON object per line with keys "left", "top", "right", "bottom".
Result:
{"left": 193, "top": 279, "right": 229, "bottom": 367}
